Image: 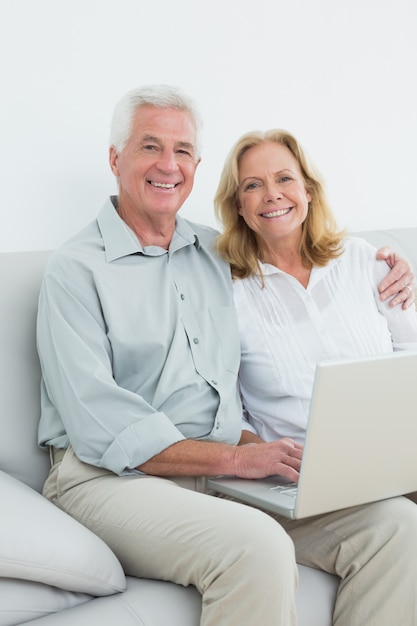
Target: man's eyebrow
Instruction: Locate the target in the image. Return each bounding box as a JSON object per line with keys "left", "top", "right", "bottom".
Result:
{"left": 139, "top": 136, "right": 194, "bottom": 153}
{"left": 175, "top": 141, "right": 195, "bottom": 152}
{"left": 140, "top": 135, "right": 161, "bottom": 144}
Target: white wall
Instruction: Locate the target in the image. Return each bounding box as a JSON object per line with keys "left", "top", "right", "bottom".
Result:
{"left": 1, "top": 0, "right": 416, "bottom": 252}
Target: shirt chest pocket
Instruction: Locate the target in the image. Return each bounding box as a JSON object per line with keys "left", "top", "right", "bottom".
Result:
{"left": 206, "top": 306, "right": 241, "bottom": 374}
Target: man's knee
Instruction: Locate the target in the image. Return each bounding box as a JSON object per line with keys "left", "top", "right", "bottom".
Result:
{"left": 211, "top": 499, "right": 296, "bottom": 575}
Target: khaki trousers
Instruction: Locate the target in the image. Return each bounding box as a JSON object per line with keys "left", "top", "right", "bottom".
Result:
{"left": 45, "top": 447, "right": 417, "bottom": 626}
{"left": 43, "top": 447, "right": 298, "bottom": 626}
{"left": 274, "top": 494, "right": 417, "bottom": 626}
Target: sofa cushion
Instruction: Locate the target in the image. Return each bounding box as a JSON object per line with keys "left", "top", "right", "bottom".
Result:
{"left": 0, "top": 578, "right": 91, "bottom": 626}
{"left": 0, "top": 471, "right": 126, "bottom": 596}
{"left": 12, "top": 578, "right": 203, "bottom": 626}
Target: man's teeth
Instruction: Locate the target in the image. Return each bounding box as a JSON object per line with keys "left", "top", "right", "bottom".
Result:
{"left": 150, "top": 182, "right": 176, "bottom": 188}
{"left": 262, "top": 208, "right": 291, "bottom": 218}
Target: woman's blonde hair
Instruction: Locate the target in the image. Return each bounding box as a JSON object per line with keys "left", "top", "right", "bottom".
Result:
{"left": 214, "top": 129, "right": 346, "bottom": 280}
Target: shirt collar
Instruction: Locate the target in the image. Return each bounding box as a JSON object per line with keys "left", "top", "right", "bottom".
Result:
{"left": 97, "top": 196, "right": 200, "bottom": 263}
{"left": 257, "top": 260, "right": 282, "bottom": 276}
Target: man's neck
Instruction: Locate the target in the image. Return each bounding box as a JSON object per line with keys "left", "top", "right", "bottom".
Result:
{"left": 117, "top": 200, "right": 176, "bottom": 250}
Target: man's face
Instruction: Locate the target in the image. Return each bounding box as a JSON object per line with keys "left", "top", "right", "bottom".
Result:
{"left": 109, "top": 105, "right": 200, "bottom": 222}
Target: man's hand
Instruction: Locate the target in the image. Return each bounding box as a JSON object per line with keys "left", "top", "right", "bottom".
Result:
{"left": 232, "top": 438, "right": 303, "bottom": 482}
{"left": 376, "top": 247, "right": 415, "bottom": 310}
{"left": 138, "top": 437, "right": 303, "bottom": 481}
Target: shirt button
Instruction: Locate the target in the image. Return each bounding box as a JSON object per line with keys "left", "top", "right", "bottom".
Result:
{"left": 180, "top": 293, "right": 185, "bottom": 300}
{"left": 193, "top": 338, "right": 199, "bottom": 344}
{"left": 211, "top": 380, "right": 218, "bottom": 385}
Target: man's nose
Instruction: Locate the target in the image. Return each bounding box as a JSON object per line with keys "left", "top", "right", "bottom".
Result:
{"left": 157, "top": 150, "right": 178, "bottom": 172}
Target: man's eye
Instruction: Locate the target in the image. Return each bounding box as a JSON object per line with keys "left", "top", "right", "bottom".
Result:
{"left": 143, "top": 144, "right": 158, "bottom": 151}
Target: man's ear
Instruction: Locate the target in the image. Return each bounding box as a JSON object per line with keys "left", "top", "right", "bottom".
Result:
{"left": 109, "top": 146, "right": 120, "bottom": 176}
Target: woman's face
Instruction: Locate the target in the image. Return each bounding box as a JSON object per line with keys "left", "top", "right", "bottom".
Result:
{"left": 237, "top": 141, "right": 311, "bottom": 246}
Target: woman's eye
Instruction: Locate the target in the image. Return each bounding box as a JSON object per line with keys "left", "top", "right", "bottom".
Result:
{"left": 245, "top": 182, "right": 260, "bottom": 190}
{"left": 278, "top": 176, "right": 292, "bottom": 183}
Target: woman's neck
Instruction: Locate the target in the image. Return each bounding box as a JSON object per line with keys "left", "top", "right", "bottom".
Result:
{"left": 259, "top": 239, "right": 312, "bottom": 288}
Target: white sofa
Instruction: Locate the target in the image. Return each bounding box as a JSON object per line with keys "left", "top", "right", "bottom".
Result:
{"left": 1, "top": 227, "right": 416, "bottom": 626}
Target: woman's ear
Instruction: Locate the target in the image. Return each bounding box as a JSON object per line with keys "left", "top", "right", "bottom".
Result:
{"left": 303, "top": 184, "right": 312, "bottom": 205}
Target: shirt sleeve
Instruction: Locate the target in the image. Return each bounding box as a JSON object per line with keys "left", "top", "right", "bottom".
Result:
{"left": 37, "top": 256, "right": 185, "bottom": 476}
{"left": 241, "top": 408, "right": 257, "bottom": 435}
{"left": 367, "top": 243, "right": 417, "bottom": 350}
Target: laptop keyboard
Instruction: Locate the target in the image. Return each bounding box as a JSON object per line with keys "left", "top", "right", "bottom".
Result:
{"left": 269, "top": 482, "right": 298, "bottom": 497}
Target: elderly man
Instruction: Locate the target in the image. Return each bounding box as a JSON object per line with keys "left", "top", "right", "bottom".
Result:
{"left": 37, "top": 84, "right": 415, "bottom": 626}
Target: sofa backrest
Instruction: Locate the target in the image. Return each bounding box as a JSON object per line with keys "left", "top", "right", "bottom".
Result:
{"left": 0, "top": 251, "right": 51, "bottom": 492}
{"left": 0, "top": 228, "right": 416, "bottom": 493}
{"left": 353, "top": 227, "right": 417, "bottom": 274}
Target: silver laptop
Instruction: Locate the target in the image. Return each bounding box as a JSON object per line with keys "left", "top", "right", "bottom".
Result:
{"left": 208, "top": 351, "right": 417, "bottom": 519}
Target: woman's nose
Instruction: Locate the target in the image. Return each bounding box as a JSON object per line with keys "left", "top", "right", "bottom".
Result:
{"left": 264, "top": 185, "right": 283, "bottom": 202}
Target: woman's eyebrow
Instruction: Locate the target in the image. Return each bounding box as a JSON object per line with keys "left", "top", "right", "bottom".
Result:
{"left": 240, "top": 169, "right": 295, "bottom": 185}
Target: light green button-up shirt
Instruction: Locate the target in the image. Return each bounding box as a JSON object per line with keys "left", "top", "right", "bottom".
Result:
{"left": 37, "top": 197, "right": 242, "bottom": 475}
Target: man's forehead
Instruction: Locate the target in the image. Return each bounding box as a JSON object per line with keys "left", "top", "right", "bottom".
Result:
{"left": 132, "top": 107, "right": 196, "bottom": 146}
{"left": 139, "top": 132, "right": 190, "bottom": 144}
{"left": 131, "top": 105, "right": 197, "bottom": 153}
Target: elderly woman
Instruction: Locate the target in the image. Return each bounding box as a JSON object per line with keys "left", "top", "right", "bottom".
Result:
{"left": 214, "top": 129, "right": 417, "bottom": 626}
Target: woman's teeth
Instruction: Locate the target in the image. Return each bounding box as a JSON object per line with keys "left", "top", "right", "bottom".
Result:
{"left": 262, "top": 207, "right": 291, "bottom": 218}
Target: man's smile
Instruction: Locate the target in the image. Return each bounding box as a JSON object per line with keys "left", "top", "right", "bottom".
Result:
{"left": 148, "top": 181, "right": 178, "bottom": 189}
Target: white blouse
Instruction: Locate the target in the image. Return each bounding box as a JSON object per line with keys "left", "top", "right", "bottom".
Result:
{"left": 234, "top": 237, "right": 417, "bottom": 444}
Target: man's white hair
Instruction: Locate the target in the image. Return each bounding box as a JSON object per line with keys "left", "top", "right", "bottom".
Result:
{"left": 109, "top": 84, "right": 203, "bottom": 161}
